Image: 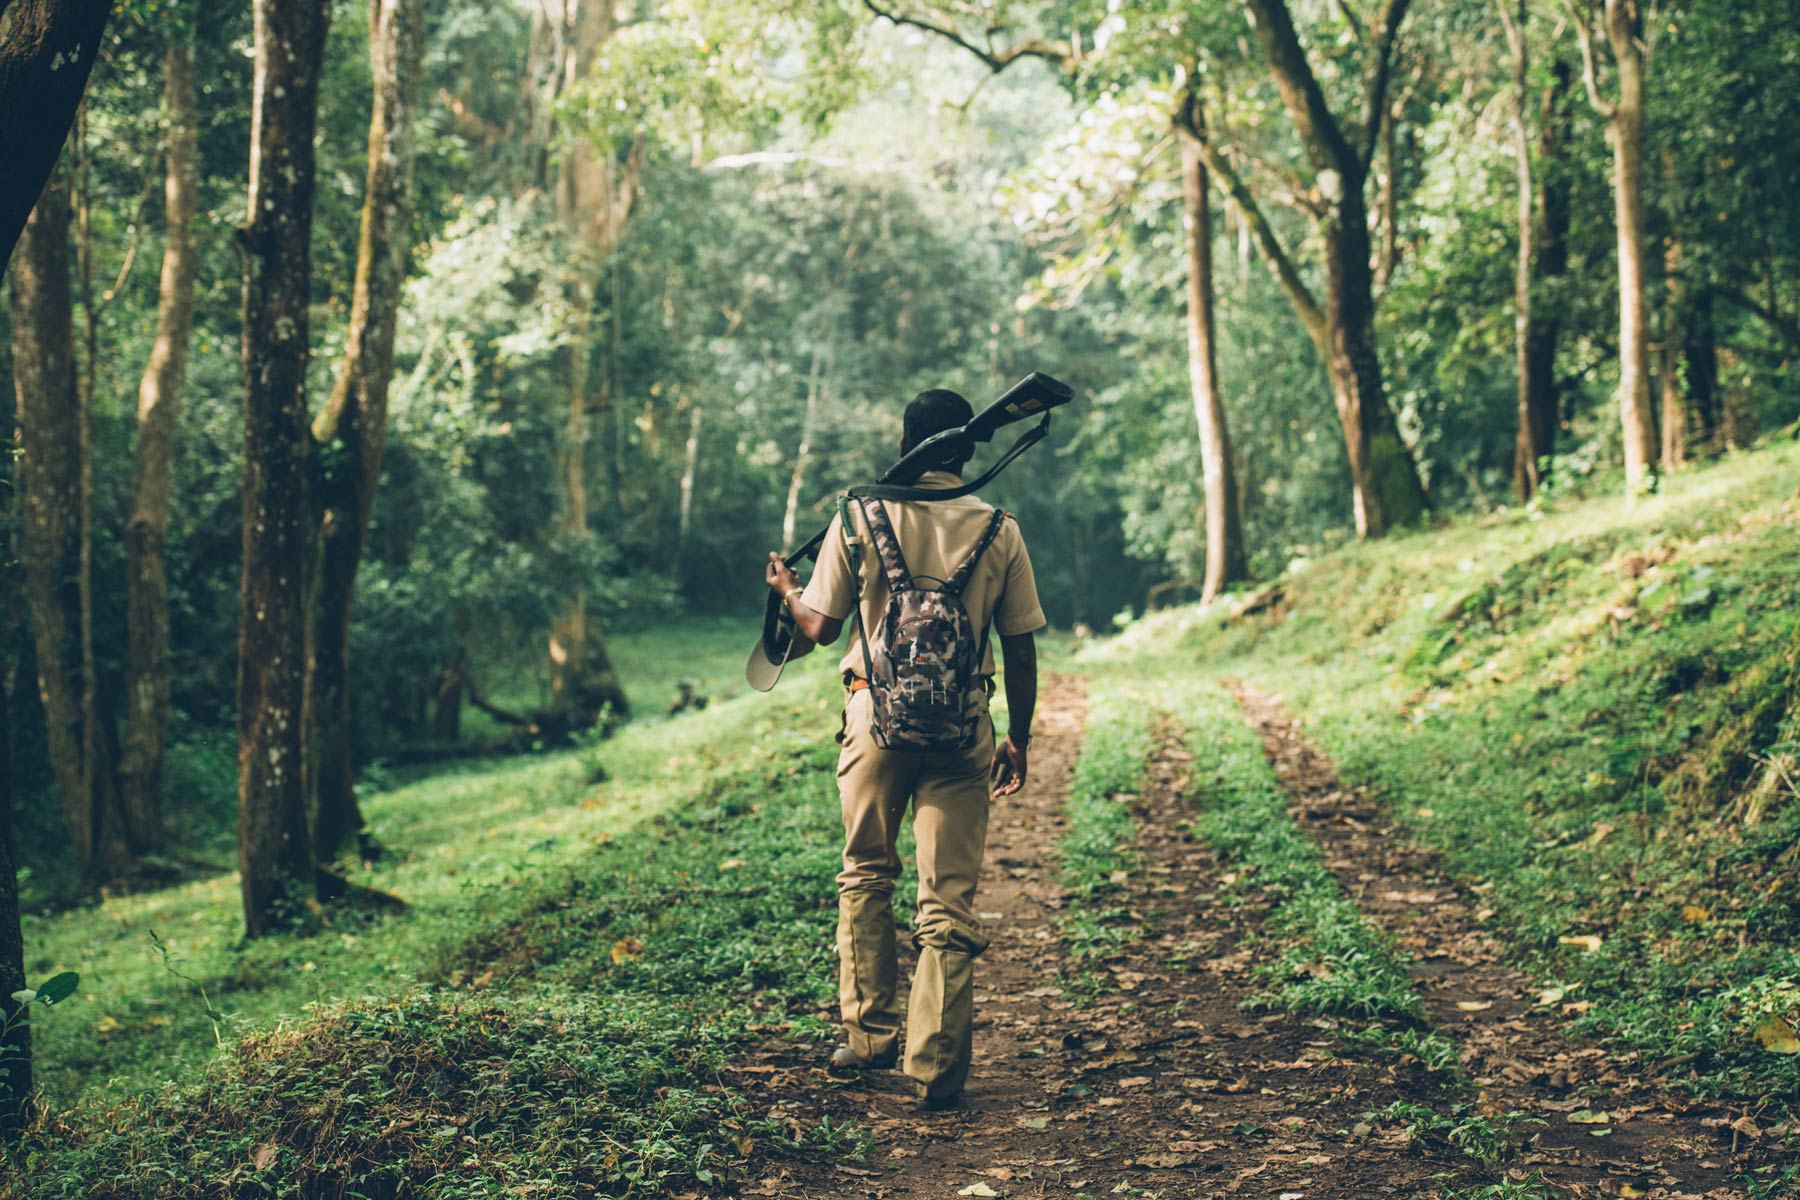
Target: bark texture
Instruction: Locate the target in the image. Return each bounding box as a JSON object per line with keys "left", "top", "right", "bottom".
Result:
{"left": 9, "top": 166, "right": 125, "bottom": 879}
{"left": 1659, "top": 237, "right": 1687, "bottom": 470}
{"left": 238, "top": 0, "right": 330, "bottom": 937}
{"left": 1239, "top": 0, "right": 1430, "bottom": 536}
{"left": 121, "top": 36, "right": 198, "bottom": 852}
{"left": 545, "top": 0, "right": 638, "bottom": 727}
{"left": 1578, "top": 0, "right": 1658, "bottom": 493}
{"left": 1177, "top": 115, "right": 1248, "bottom": 603}
{"left": 0, "top": 0, "right": 113, "bottom": 267}
{"left": 1519, "top": 60, "right": 1571, "bottom": 496}
{"left": 306, "top": 0, "right": 425, "bottom": 862}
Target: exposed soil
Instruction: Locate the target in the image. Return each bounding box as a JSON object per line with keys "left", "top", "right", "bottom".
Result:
{"left": 732, "top": 678, "right": 1481, "bottom": 1199}
{"left": 1233, "top": 683, "right": 1768, "bottom": 1200}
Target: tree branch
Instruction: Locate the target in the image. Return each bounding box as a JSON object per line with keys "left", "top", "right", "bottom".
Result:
{"left": 1243, "top": 0, "right": 1357, "bottom": 178}
{"left": 1565, "top": 0, "right": 1617, "bottom": 119}
{"left": 859, "top": 0, "right": 1073, "bottom": 73}
{"left": 1178, "top": 91, "right": 1327, "bottom": 351}
{"left": 1355, "top": 0, "right": 1412, "bottom": 171}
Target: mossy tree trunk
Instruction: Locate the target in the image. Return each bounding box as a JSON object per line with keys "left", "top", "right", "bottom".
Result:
{"left": 121, "top": 35, "right": 199, "bottom": 854}
{"left": 238, "top": 0, "right": 330, "bottom": 937}
{"left": 306, "top": 0, "right": 425, "bottom": 862}
{"left": 9, "top": 164, "right": 128, "bottom": 880}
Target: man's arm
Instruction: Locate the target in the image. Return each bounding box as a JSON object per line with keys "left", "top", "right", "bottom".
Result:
{"left": 991, "top": 631, "right": 1037, "bottom": 796}
{"left": 766, "top": 552, "right": 844, "bottom": 652}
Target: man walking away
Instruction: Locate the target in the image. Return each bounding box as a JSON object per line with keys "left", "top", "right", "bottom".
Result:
{"left": 765, "top": 387, "right": 1045, "bottom": 1108}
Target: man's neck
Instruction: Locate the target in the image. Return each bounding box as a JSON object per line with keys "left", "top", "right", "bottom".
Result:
{"left": 916, "top": 470, "right": 964, "bottom": 489}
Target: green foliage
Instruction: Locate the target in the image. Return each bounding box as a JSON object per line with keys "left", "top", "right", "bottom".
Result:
{"left": 1371, "top": 1100, "right": 1544, "bottom": 1171}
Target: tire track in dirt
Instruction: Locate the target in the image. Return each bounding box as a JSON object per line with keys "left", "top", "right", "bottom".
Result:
{"left": 1234, "top": 683, "right": 1764, "bottom": 1200}
{"left": 739, "top": 679, "right": 1464, "bottom": 1198}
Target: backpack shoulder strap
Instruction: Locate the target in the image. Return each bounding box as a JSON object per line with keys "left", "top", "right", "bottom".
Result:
{"left": 855, "top": 497, "right": 913, "bottom": 593}
{"left": 943, "top": 509, "right": 1009, "bottom": 599}
{"left": 839, "top": 494, "right": 876, "bottom": 685}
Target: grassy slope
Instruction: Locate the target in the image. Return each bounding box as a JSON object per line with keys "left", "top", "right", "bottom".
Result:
{"left": 19, "top": 618, "right": 830, "bottom": 1105}
{"left": 1079, "top": 440, "right": 1800, "bottom": 1104}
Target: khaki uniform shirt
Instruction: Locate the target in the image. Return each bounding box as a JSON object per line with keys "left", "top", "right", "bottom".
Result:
{"left": 801, "top": 471, "right": 1047, "bottom": 677}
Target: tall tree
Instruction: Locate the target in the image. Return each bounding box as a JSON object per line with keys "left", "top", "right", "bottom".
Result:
{"left": 238, "top": 0, "right": 330, "bottom": 936}
{"left": 545, "top": 0, "right": 640, "bottom": 729}
{"left": 0, "top": 0, "right": 113, "bottom": 267}
{"left": 1571, "top": 0, "right": 1659, "bottom": 494}
{"left": 306, "top": 0, "right": 427, "bottom": 862}
{"left": 1174, "top": 89, "right": 1247, "bottom": 601}
{"left": 8, "top": 165, "right": 126, "bottom": 880}
{"left": 1226, "top": 0, "right": 1430, "bottom": 537}
{"left": 120, "top": 31, "right": 199, "bottom": 852}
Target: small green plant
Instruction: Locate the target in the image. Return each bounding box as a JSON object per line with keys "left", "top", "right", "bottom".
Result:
{"left": 1374, "top": 1100, "right": 1544, "bottom": 1171}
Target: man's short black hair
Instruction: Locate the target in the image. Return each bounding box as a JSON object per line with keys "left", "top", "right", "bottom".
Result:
{"left": 904, "top": 388, "right": 975, "bottom": 469}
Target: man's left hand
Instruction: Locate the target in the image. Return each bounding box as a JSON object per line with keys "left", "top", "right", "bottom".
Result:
{"left": 991, "top": 736, "right": 1029, "bottom": 797}
{"left": 766, "top": 552, "right": 800, "bottom": 598}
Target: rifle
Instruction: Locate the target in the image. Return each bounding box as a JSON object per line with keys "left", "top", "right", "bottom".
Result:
{"left": 747, "top": 372, "right": 1074, "bottom": 691}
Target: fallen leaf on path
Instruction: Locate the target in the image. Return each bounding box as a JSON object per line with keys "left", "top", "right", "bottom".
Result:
{"left": 1558, "top": 935, "right": 1603, "bottom": 953}
{"left": 1016, "top": 1116, "right": 1049, "bottom": 1130}
{"left": 956, "top": 1185, "right": 1000, "bottom": 1197}
{"left": 1682, "top": 904, "right": 1712, "bottom": 923}
{"left": 252, "top": 1143, "right": 277, "bottom": 1171}
{"left": 1730, "top": 1116, "right": 1764, "bottom": 1140}
{"left": 1116, "top": 1076, "right": 1152, "bottom": 1089}
{"left": 1537, "top": 986, "right": 1566, "bottom": 1005}
{"left": 1753, "top": 1016, "right": 1799, "bottom": 1054}
{"left": 1568, "top": 1110, "right": 1612, "bottom": 1125}
{"left": 1456, "top": 1000, "right": 1493, "bottom": 1012}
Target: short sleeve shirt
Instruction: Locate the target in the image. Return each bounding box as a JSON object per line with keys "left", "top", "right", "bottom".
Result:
{"left": 801, "top": 471, "right": 1047, "bottom": 678}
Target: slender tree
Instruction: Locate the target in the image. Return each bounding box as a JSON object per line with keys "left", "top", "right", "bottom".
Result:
{"left": 306, "top": 0, "right": 427, "bottom": 862}
{"left": 238, "top": 0, "right": 330, "bottom": 936}
{"left": 8, "top": 165, "right": 126, "bottom": 879}
{"left": 0, "top": 0, "right": 114, "bottom": 267}
{"left": 120, "top": 31, "right": 199, "bottom": 851}
{"left": 1174, "top": 88, "right": 1247, "bottom": 602}
{"left": 542, "top": 0, "right": 639, "bottom": 729}
{"left": 1571, "top": 0, "right": 1659, "bottom": 494}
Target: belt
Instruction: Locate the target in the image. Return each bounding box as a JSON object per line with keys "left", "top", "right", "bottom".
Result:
{"left": 849, "top": 678, "right": 871, "bottom": 692}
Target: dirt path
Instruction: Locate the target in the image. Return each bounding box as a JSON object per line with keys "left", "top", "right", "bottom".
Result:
{"left": 1234, "top": 684, "right": 1759, "bottom": 1200}
{"left": 739, "top": 679, "right": 1466, "bottom": 1198}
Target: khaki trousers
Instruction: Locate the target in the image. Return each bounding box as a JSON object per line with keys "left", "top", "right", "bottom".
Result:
{"left": 834, "top": 686, "right": 992, "bottom": 1099}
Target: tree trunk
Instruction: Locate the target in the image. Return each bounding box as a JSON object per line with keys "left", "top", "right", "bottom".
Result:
{"left": 0, "top": 0, "right": 114, "bottom": 268}
{"left": 1521, "top": 59, "right": 1571, "bottom": 495}
{"left": 1239, "top": 0, "right": 1429, "bottom": 538}
{"left": 238, "top": 0, "right": 330, "bottom": 937}
{"left": 8, "top": 164, "right": 125, "bottom": 879}
{"left": 1178, "top": 127, "right": 1247, "bottom": 603}
{"left": 1604, "top": 0, "right": 1658, "bottom": 494}
{"left": 1659, "top": 237, "right": 1687, "bottom": 470}
{"left": 677, "top": 399, "right": 700, "bottom": 559}
{"left": 782, "top": 335, "right": 829, "bottom": 551}
{"left": 1501, "top": 0, "right": 1544, "bottom": 500}
{"left": 305, "top": 0, "right": 425, "bottom": 863}
{"left": 545, "top": 0, "right": 635, "bottom": 727}
{"left": 1324, "top": 181, "right": 1429, "bottom": 537}
{"left": 0, "top": 650, "right": 28, "bottom": 1142}
{"left": 120, "top": 36, "right": 198, "bottom": 853}
{"left": 1685, "top": 284, "right": 1718, "bottom": 446}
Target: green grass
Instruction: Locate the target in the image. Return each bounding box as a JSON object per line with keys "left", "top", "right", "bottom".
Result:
{"left": 7, "top": 646, "right": 872, "bottom": 1196}
{"left": 1176, "top": 682, "right": 1429, "bottom": 1029}
{"left": 18, "top": 624, "right": 846, "bottom": 1107}
{"left": 1054, "top": 693, "right": 1155, "bottom": 975}
{"left": 1080, "top": 438, "right": 1800, "bottom": 1104}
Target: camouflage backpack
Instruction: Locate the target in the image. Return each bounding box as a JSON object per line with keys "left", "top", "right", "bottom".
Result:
{"left": 844, "top": 495, "right": 1008, "bottom": 753}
